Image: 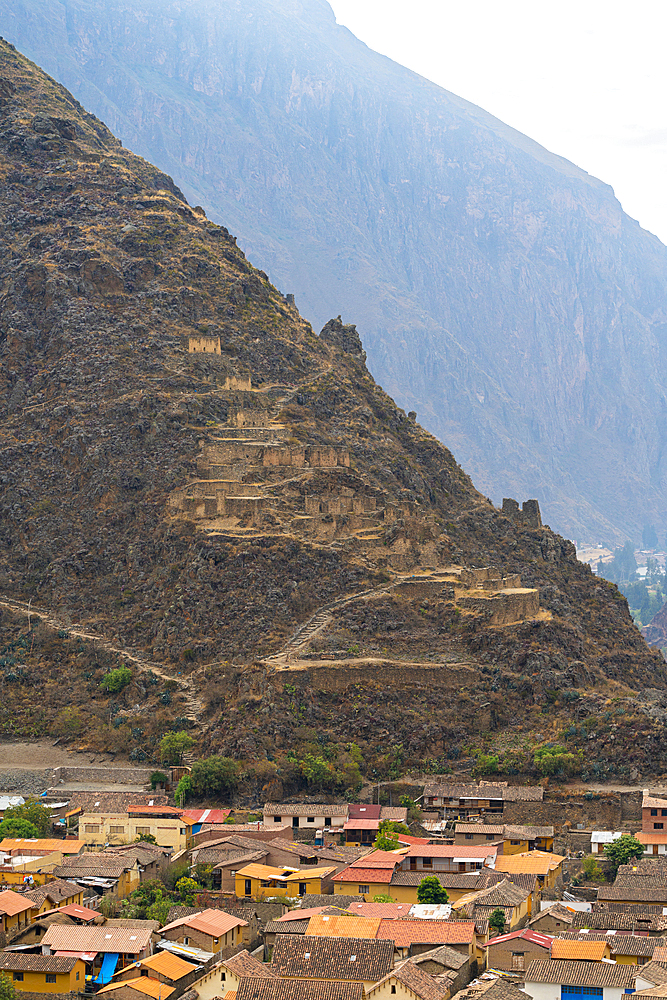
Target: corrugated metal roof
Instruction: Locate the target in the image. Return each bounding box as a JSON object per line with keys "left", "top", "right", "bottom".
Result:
{"left": 485, "top": 928, "right": 553, "bottom": 949}
{"left": 494, "top": 851, "right": 565, "bottom": 875}
{"left": 0, "top": 838, "right": 84, "bottom": 853}
{"left": 140, "top": 950, "right": 197, "bottom": 979}
{"left": 42, "top": 923, "right": 153, "bottom": 953}
{"left": 99, "top": 977, "right": 175, "bottom": 998}
{"left": 551, "top": 939, "right": 611, "bottom": 960}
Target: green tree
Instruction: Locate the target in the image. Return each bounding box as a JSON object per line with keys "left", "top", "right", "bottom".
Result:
{"left": 136, "top": 832, "right": 157, "bottom": 844}
{"left": 3, "top": 799, "right": 51, "bottom": 837}
{"left": 416, "top": 876, "right": 449, "bottom": 904}
{"left": 190, "top": 756, "right": 239, "bottom": 798}
{"left": 489, "top": 907, "right": 507, "bottom": 936}
{"left": 160, "top": 730, "right": 195, "bottom": 764}
{"left": 582, "top": 855, "right": 604, "bottom": 882}
{"left": 604, "top": 834, "right": 645, "bottom": 878}
{"left": 0, "top": 973, "right": 17, "bottom": 999}
{"left": 150, "top": 771, "right": 168, "bottom": 789}
{"left": 100, "top": 666, "right": 132, "bottom": 693}
{"left": 372, "top": 894, "right": 396, "bottom": 903}
{"left": 175, "top": 774, "right": 192, "bottom": 807}
{"left": 374, "top": 832, "right": 401, "bottom": 851}
{"left": 0, "top": 818, "right": 39, "bottom": 839}
{"left": 400, "top": 795, "right": 422, "bottom": 822}
{"left": 175, "top": 876, "right": 200, "bottom": 904}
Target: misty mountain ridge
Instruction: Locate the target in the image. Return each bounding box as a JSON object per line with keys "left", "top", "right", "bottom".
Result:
{"left": 4, "top": 0, "right": 667, "bottom": 546}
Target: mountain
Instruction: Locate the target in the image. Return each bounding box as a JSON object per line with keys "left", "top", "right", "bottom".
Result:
{"left": 2, "top": 0, "right": 667, "bottom": 546}
{"left": 1, "top": 37, "right": 667, "bottom": 788}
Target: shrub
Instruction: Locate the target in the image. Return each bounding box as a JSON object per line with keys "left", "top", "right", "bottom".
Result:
{"left": 160, "top": 730, "right": 195, "bottom": 764}
{"left": 489, "top": 907, "right": 506, "bottom": 936}
{"left": 0, "top": 818, "right": 39, "bottom": 838}
{"left": 604, "top": 834, "right": 645, "bottom": 877}
{"left": 190, "top": 756, "right": 239, "bottom": 798}
{"left": 3, "top": 799, "right": 51, "bottom": 836}
{"left": 582, "top": 855, "right": 604, "bottom": 881}
{"left": 150, "top": 771, "right": 168, "bottom": 789}
{"left": 100, "top": 666, "right": 132, "bottom": 693}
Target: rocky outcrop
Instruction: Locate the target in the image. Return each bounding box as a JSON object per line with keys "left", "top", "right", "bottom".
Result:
{"left": 4, "top": 0, "right": 667, "bottom": 543}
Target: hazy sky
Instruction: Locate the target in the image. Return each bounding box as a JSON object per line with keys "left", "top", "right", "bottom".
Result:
{"left": 329, "top": 0, "right": 667, "bottom": 246}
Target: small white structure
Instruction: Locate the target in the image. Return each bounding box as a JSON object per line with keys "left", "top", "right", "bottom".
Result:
{"left": 408, "top": 903, "right": 452, "bottom": 919}
{"left": 591, "top": 831, "right": 623, "bottom": 854}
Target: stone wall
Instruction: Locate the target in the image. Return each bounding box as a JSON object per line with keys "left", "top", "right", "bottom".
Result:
{"left": 50, "top": 765, "right": 152, "bottom": 785}
{"left": 458, "top": 588, "right": 539, "bottom": 625}
{"left": 502, "top": 498, "right": 543, "bottom": 529}
{"left": 188, "top": 335, "right": 221, "bottom": 354}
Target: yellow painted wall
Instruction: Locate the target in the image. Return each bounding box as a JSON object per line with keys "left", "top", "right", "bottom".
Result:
{"left": 10, "top": 960, "right": 85, "bottom": 993}
{"left": 80, "top": 812, "right": 191, "bottom": 852}
{"left": 236, "top": 873, "right": 329, "bottom": 900}
{"left": 503, "top": 839, "right": 530, "bottom": 855}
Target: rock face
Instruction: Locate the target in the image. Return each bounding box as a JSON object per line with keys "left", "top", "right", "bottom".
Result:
{"left": 1, "top": 38, "right": 666, "bottom": 782}
{"left": 3, "top": 0, "right": 667, "bottom": 544}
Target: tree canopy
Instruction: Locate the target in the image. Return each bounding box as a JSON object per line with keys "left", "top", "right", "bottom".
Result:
{"left": 159, "top": 730, "right": 195, "bottom": 764}
{"left": 190, "top": 756, "right": 239, "bottom": 798}
{"left": 3, "top": 799, "right": 51, "bottom": 837}
{"left": 489, "top": 907, "right": 507, "bottom": 936}
{"left": 416, "top": 876, "right": 449, "bottom": 904}
{"left": 0, "top": 817, "right": 39, "bottom": 839}
{"left": 604, "top": 834, "right": 645, "bottom": 877}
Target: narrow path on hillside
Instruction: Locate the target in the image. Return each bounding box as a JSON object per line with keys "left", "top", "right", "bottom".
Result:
{"left": 0, "top": 596, "right": 204, "bottom": 723}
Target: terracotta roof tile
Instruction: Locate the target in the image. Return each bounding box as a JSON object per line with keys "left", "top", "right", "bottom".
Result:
{"left": 525, "top": 960, "right": 636, "bottom": 987}
{"left": 0, "top": 953, "right": 80, "bottom": 973}
{"left": 263, "top": 804, "right": 349, "bottom": 817}
{"left": 0, "top": 889, "right": 36, "bottom": 915}
{"left": 270, "top": 934, "right": 393, "bottom": 981}
{"left": 572, "top": 910, "right": 667, "bottom": 931}
{"left": 637, "top": 961, "right": 667, "bottom": 986}
{"left": 306, "top": 914, "right": 381, "bottom": 938}
{"left": 265, "top": 919, "right": 310, "bottom": 935}
{"left": 345, "top": 902, "right": 413, "bottom": 918}
{"left": 376, "top": 919, "right": 475, "bottom": 947}
{"left": 334, "top": 867, "right": 394, "bottom": 884}
{"left": 41, "top": 923, "right": 153, "bottom": 953}
{"left": 369, "top": 958, "right": 447, "bottom": 1000}
{"left": 222, "top": 949, "right": 280, "bottom": 978}
{"left": 237, "top": 981, "right": 364, "bottom": 1000}
{"left": 300, "top": 895, "right": 363, "bottom": 909}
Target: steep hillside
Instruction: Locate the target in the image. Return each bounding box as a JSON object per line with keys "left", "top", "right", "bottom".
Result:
{"left": 0, "top": 39, "right": 666, "bottom": 786}
{"left": 3, "top": 0, "right": 667, "bottom": 544}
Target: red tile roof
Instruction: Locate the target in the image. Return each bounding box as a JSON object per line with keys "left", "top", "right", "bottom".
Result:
{"left": 0, "top": 889, "right": 35, "bottom": 916}
{"left": 333, "top": 867, "right": 394, "bottom": 885}
{"left": 348, "top": 851, "right": 405, "bottom": 868}
{"left": 376, "top": 919, "right": 476, "bottom": 946}
{"left": 403, "top": 844, "right": 498, "bottom": 859}
{"left": 346, "top": 902, "right": 413, "bottom": 918}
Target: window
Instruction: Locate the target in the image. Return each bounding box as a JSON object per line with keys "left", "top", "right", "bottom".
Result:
{"left": 184, "top": 937, "right": 189, "bottom": 945}
{"left": 110, "top": 826, "right": 125, "bottom": 834}
{"left": 221, "top": 972, "right": 226, "bottom": 981}
{"left": 662, "top": 810, "right": 667, "bottom": 816}
{"left": 180, "top": 828, "right": 186, "bottom": 835}
{"left": 511, "top": 840, "right": 520, "bottom": 845}
{"left": 391, "top": 987, "right": 397, "bottom": 995}
{"left": 307, "top": 817, "right": 315, "bottom": 823}
{"left": 76, "top": 972, "right": 80, "bottom": 981}
{"left": 273, "top": 816, "right": 281, "bottom": 823}
{"left": 325, "top": 818, "right": 331, "bottom": 827}
{"left": 45, "top": 974, "right": 57, "bottom": 984}
{"left": 512, "top": 953, "right": 525, "bottom": 971}
{"left": 358, "top": 885, "right": 369, "bottom": 894}
{"left": 136, "top": 826, "right": 151, "bottom": 835}
{"left": 245, "top": 879, "right": 252, "bottom": 896}
{"left": 655, "top": 823, "right": 664, "bottom": 830}
{"left": 486, "top": 834, "right": 495, "bottom": 840}
{"left": 561, "top": 988, "right": 603, "bottom": 997}
{"left": 13, "top": 973, "right": 23, "bottom": 982}
{"left": 465, "top": 833, "right": 473, "bottom": 840}
{"left": 84, "top": 825, "right": 100, "bottom": 833}
{"left": 652, "top": 809, "right": 658, "bottom": 816}
{"left": 422, "top": 857, "right": 432, "bottom": 868}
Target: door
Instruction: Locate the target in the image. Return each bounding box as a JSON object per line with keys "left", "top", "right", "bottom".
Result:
{"left": 245, "top": 879, "right": 252, "bottom": 896}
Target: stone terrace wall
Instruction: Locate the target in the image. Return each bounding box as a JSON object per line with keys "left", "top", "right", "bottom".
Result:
{"left": 50, "top": 765, "right": 152, "bottom": 785}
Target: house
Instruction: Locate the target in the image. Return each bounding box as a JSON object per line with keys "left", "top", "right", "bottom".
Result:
{"left": 555, "top": 931, "right": 662, "bottom": 965}
{"left": 454, "top": 825, "right": 554, "bottom": 854}
{"left": 270, "top": 934, "right": 394, "bottom": 989}
{"left": 237, "top": 981, "right": 365, "bottom": 1000}
{"left": 0, "top": 888, "right": 35, "bottom": 935}
{"left": 411, "top": 942, "right": 475, "bottom": 992}
{"left": 0, "top": 837, "right": 85, "bottom": 857}
{"left": 452, "top": 879, "right": 534, "bottom": 930}
{"left": 199, "top": 847, "right": 269, "bottom": 892}
{"left": 636, "top": 832, "right": 667, "bottom": 858}
{"left": 377, "top": 919, "right": 478, "bottom": 959}
{"left": 591, "top": 832, "right": 623, "bottom": 855}
{"left": 642, "top": 792, "right": 667, "bottom": 833}
{"left": 365, "top": 957, "right": 448, "bottom": 1000}
{"left": 98, "top": 978, "right": 175, "bottom": 1000}
{"left": 159, "top": 907, "right": 248, "bottom": 953}
{"left": 78, "top": 804, "right": 193, "bottom": 852}
{"left": 236, "top": 863, "right": 337, "bottom": 899}
{"left": 306, "top": 914, "right": 381, "bottom": 939}
{"left": 635, "top": 962, "right": 667, "bottom": 990}
{"left": 105, "top": 842, "right": 172, "bottom": 880}
{"left": 191, "top": 948, "right": 280, "bottom": 999}
{"left": 550, "top": 939, "right": 612, "bottom": 961}
{"left": 493, "top": 852, "right": 564, "bottom": 890}
{"left": 455, "top": 976, "right": 528, "bottom": 1000}
{"left": 597, "top": 860, "right": 667, "bottom": 908}
{"left": 181, "top": 808, "right": 232, "bottom": 834}
{"left": 570, "top": 909, "right": 667, "bottom": 934}
{"left": 529, "top": 904, "right": 576, "bottom": 935}
{"left": 344, "top": 804, "right": 409, "bottom": 846}
{"left": 23, "top": 878, "right": 85, "bottom": 914}
{"left": 114, "top": 949, "right": 198, "bottom": 990}
{"left": 422, "top": 782, "right": 543, "bottom": 819}
{"left": 396, "top": 844, "right": 499, "bottom": 875}
{"left": 263, "top": 804, "right": 349, "bottom": 830}
{"left": 0, "top": 952, "right": 86, "bottom": 994}
{"left": 483, "top": 927, "right": 553, "bottom": 972}
{"left": 53, "top": 851, "right": 142, "bottom": 898}
{"left": 523, "top": 959, "right": 636, "bottom": 1000}
{"left": 332, "top": 850, "right": 404, "bottom": 900}
{"left": 41, "top": 922, "right": 155, "bottom": 981}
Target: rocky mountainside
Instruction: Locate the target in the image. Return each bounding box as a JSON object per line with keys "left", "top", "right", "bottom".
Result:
{"left": 3, "top": 0, "right": 667, "bottom": 545}
{"left": 1, "top": 39, "right": 666, "bottom": 787}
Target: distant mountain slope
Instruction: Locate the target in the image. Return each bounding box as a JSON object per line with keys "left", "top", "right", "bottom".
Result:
{"left": 5, "top": 1, "right": 667, "bottom": 545}
{"left": 1, "top": 37, "right": 666, "bottom": 782}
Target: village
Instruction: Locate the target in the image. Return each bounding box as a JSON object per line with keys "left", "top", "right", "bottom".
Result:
{"left": 0, "top": 775, "right": 663, "bottom": 1000}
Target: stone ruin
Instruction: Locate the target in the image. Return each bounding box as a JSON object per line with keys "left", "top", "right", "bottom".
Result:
{"left": 188, "top": 334, "right": 221, "bottom": 354}
{"left": 501, "top": 497, "right": 542, "bottom": 529}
